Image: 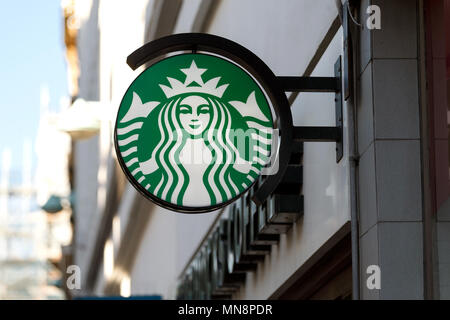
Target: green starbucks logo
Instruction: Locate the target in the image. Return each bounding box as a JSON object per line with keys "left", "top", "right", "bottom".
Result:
{"left": 115, "top": 53, "right": 273, "bottom": 210}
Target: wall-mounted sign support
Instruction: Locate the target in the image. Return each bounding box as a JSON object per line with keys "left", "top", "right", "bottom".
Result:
{"left": 278, "top": 58, "right": 343, "bottom": 162}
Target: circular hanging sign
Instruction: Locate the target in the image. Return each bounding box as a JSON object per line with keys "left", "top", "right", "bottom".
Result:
{"left": 115, "top": 53, "right": 275, "bottom": 212}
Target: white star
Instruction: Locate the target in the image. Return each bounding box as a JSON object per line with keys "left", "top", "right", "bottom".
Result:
{"left": 181, "top": 60, "right": 207, "bottom": 86}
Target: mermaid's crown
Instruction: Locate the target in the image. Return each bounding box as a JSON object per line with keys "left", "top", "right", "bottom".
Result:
{"left": 160, "top": 60, "right": 229, "bottom": 98}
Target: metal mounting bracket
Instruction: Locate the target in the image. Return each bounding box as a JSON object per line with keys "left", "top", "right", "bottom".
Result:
{"left": 276, "top": 56, "right": 343, "bottom": 162}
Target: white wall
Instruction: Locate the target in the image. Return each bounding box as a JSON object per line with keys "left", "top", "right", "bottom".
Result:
{"left": 126, "top": 0, "right": 349, "bottom": 299}
{"left": 236, "top": 28, "right": 350, "bottom": 299}
{"left": 130, "top": 209, "right": 178, "bottom": 298}
{"left": 206, "top": 0, "right": 338, "bottom": 76}
{"left": 73, "top": 0, "right": 100, "bottom": 280}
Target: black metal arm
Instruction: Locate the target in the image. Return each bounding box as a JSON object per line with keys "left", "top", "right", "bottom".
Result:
{"left": 276, "top": 58, "right": 344, "bottom": 162}
{"left": 293, "top": 126, "right": 342, "bottom": 142}
{"left": 277, "top": 76, "right": 340, "bottom": 93}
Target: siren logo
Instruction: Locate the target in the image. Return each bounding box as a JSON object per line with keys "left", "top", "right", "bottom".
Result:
{"left": 115, "top": 54, "right": 275, "bottom": 210}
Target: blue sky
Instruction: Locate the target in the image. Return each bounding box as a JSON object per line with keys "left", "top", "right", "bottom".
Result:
{"left": 0, "top": 0, "right": 68, "bottom": 185}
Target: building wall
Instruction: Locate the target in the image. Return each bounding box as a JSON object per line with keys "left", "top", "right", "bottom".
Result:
{"left": 69, "top": 0, "right": 448, "bottom": 300}
{"left": 72, "top": 0, "right": 354, "bottom": 299}
{"left": 424, "top": 0, "right": 450, "bottom": 299}
{"left": 72, "top": 0, "right": 151, "bottom": 293}
{"left": 72, "top": 0, "right": 100, "bottom": 281}
{"left": 125, "top": 0, "right": 350, "bottom": 299}
{"left": 357, "top": 0, "right": 424, "bottom": 299}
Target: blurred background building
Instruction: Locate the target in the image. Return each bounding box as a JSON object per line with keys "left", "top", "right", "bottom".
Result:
{"left": 53, "top": 0, "right": 450, "bottom": 300}
{"left": 0, "top": 0, "right": 73, "bottom": 300}
{"left": 0, "top": 89, "right": 72, "bottom": 300}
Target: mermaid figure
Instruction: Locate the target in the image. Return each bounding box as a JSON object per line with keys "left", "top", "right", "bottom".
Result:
{"left": 117, "top": 60, "right": 272, "bottom": 207}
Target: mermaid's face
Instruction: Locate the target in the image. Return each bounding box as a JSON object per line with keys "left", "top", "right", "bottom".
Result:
{"left": 177, "top": 95, "right": 211, "bottom": 137}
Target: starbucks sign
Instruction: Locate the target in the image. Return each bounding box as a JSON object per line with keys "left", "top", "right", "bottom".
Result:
{"left": 115, "top": 53, "right": 276, "bottom": 212}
